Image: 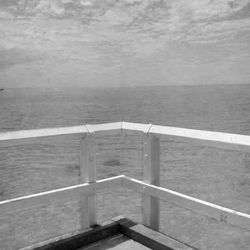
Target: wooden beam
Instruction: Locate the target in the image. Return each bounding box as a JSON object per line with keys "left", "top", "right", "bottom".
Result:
{"left": 149, "top": 125, "right": 250, "bottom": 152}
{"left": 121, "top": 122, "right": 152, "bottom": 133}
{"left": 122, "top": 176, "right": 250, "bottom": 231}
{"left": 80, "top": 133, "right": 97, "bottom": 228}
{"left": 0, "top": 176, "right": 123, "bottom": 215}
{"left": 23, "top": 217, "right": 196, "bottom": 250}
{"left": 114, "top": 217, "right": 196, "bottom": 250}
{"left": 85, "top": 122, "right": 122, "bottom": 134}
{"left": 142, "top": 133, "right": 160, "bottom": 230}
{"left": 1, "top": 122, "right": 250, "bottom": 152}
{"left": 0, "top": 126, "right": 88, "bottom": 141}
{"left": 22, "top": 220, "right": 120, "bottom": 250}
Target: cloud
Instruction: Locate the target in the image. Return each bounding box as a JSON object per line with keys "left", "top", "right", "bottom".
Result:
{"left": 31, "top": 0, "right": 65, "bottom": 17}
{"left": 126, "top": 0, "right": 250, "bottom": 43}
{"left": 0, "top": 1, "right": 250, "bottom": 87}
{"left": 186, "top": 17, "right": 250, "bottom": 42}
{"left": 0, "top": 47, "right": 42, "bottom": 69}
{"left": 0, "top": 10, "right": 14, "bottom": 19}
{"left": 1, "top": 0, "right": 250, "bottom": 44}
{"left": 124, "top": 0, "right": 143, "bottom": 5}
{"left": 80, "top": 1, "right": 93, "bottom": 7}
{"left": 171, "top": 0, "right": 242, "bottom": 21}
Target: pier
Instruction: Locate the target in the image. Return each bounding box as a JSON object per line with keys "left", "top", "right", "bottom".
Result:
{"left": 1, "top": 122, "right": 250, "bottom": 249}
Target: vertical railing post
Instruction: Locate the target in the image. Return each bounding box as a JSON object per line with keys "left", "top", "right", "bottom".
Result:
{"left": 142, "top": 133, "right": 160, "bottom": 231}
{"left": 79, "top": 132, "right": 97, "bottom": 229}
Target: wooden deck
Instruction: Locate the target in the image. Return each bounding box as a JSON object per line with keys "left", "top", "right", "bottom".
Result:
{"left": 30, "top": 217, "right": 196, "bottom": 250}
{"left": 78, "top": 234, "right": 150, "bottom": 250}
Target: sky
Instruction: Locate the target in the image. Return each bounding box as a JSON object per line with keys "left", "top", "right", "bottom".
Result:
{"left": 0, "top": 0, "right": 250, "bottom": 88}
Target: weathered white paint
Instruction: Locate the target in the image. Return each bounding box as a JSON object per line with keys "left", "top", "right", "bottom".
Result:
{"left": 122, "top": 176, "right": 250, "bottom": 231}
{"left": 80, "top": 133, "right": 97, "bottom": 228}
{"left": 142, "top": 133, "right": 160, "bottom": 230}
{"left": 0, "top": 175, "right": 123, "bottom": 214}
{"left": 149, "top": 125, "right": 250, "bottom": 150}
{"left": 0, "top": 126, "right": 88, "bottom": 141}
{"left": 1, "top": 122, "right": 250, "bottom": 151}
{"left": 121, "top": 122, "right": 152, "bottom": 133}
{"left": 85, "top": 122, "right": 122, "bottom": 134}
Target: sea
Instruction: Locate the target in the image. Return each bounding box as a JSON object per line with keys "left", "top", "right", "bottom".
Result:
{"left": 0, "top": 84, "right": 250, "bottom": 250}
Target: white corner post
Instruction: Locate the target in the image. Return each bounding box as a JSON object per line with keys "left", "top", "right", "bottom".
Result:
{"left": 79, "top": 132, "right": 97, "bottom": 229}
{"left": 142, "top": 132, "right": 160, "bottom": 231}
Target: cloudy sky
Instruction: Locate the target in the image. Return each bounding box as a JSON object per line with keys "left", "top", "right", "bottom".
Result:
{"left": 0, "top": 0, "right": 250, "bottom": 88}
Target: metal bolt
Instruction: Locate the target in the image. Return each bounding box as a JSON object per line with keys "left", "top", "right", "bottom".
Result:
{"left": 220, "top": 214, "right": 223, "bottom": 222}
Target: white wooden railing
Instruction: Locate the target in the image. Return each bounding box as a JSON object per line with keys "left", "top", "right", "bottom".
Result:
{"left": 0, "top": 122, "right": 250, "bottom": 235}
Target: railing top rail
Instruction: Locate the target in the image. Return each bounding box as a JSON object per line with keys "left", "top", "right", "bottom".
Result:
{"left": 0, "top": 122, "right": 250, "bottom": 148}
{"left": 149, "top": 124, "right": 250, "bottom": 147}
{"left": 0, "top": 125, "right": 88, "bottom": 141}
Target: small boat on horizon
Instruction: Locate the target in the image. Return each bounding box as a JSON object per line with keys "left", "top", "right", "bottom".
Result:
{"left": 0, "top": 88, "right": 4, "bottom": 91}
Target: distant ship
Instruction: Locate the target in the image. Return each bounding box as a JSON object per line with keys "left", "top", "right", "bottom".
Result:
{"left": 0, "top": 88, "right": 4, "bottom": 91}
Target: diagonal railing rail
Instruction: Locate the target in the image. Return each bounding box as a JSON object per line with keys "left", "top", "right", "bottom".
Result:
{"left": 0, "top": 121, "right": 250, "bottom": 243}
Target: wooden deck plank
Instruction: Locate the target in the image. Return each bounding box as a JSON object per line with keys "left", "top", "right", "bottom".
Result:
{"left": 113, "top": 217, "right": 196, "bottom": 250}
{"left": 32, "top": 221, "right": 120, "bottom": 250}
{"left": 78, "top": 234, "right": 151, "bottom": 250}
{"left": 23, "top": 217, "right": 195, "bottom": 250}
